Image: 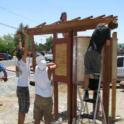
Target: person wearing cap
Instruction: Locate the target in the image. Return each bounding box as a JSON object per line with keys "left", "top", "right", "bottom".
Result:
{"left": 0, "top": 63, "right": 8, "bottom": 82}
{"left": 33, "top": 55, "right": 56, "bottom": 124}
{"left": 16, "top": 30, "right": 30, "bottom": 124}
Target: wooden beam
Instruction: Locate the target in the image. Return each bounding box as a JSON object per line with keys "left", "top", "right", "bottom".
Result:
{"left": 82, "top": 16, "right": 93, "bottom": 20}
{"left": 93, "top": 15, "right": 105, "bottom": 19}
{"left": 35, "top": 22, "right": 46, "bottom": 27}
{"left": 67, "top": 31, "right": 73, "bottom": 124}
{"left": 102, "top": 40, "right": 112, "bottom": 123}
{"left": 51, "top": 17, "right": 81, "bottom": 25}
{"left": 71, "top": 17, "right": 81, "bottom": 21}
{"left": 27, "top": 16, "right": 117, "bottom": 35}
{"left": 72, "top": 32, "right": 78, "bottom": 120}
{"left": 53, "top": 33, "right": 59, "bottom": 119}
{"left": 30, "top": 35, "right": 36, "bottom": 71}
{"left": 111, "top": 32, "right": 117, "bottom": 119}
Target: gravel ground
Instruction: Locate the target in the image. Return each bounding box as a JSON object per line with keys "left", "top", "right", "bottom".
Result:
{"left": 0, "top": 77, "right": 124, "bottom": 124}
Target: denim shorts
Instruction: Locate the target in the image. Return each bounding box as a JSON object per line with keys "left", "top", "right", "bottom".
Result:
{"left": 17, "top": 86, "right": 30, "bottom": 113}
{"left": 84, "top": 50, "right": 101, "bottom": 75}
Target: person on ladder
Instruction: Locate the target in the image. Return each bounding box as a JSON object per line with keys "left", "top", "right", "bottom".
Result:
{"left": 83, "top": 22, "right": 118, "bottom": 114}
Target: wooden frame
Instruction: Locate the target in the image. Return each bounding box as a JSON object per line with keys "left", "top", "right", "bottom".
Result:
{"left": 23, "top": 15, "right": 118, "bottom": 124}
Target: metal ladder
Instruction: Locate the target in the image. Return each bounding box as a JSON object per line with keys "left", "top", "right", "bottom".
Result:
{"left": 76, "top": 74, "right": 107, "bottom": 124}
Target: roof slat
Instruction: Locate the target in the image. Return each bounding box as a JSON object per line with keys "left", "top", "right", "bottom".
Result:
{"left": 27, "top": 15, "right": 118, "bottom": 35}
{"left": 35, "top": 22, "right": 46, "bottom": 27}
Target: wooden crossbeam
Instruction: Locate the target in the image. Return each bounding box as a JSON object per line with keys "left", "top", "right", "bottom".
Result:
{"left": 27, "top": 15, "right": 117, "bottom": 35}
{"left": 71, "top": 16, "right": 81, "bottom": 20}
{"left": 93, "top": 15, "right": 105, "bottom": 19}
{"left": 35, "top": 22, "right": 46, "bottom": 27}
{"left": 50, "top": 16, "right": 81, "bottom": 25}
{"left": 82, "top": 15, "right": 93, "bottom": 20}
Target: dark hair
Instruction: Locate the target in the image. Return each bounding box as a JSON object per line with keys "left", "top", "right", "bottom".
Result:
{"left": 60, "top": 12, "right": 67, "bottom": 20}
{"left": 16, "top": 48, "right": 24, "bottom": 60}
{"left": 108, "top": 21, "right": 118, "bottom": 29}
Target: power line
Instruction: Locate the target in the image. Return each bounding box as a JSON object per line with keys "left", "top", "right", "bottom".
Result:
{"left": 0, "top": 22, "right": 17, "bottom": 30}
{"left": 0, "top": 6, "right": 36, "bottom": 22}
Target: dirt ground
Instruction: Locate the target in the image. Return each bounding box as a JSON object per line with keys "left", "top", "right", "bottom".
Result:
{"left": 0, "top": 77, "right": 124, "bottom": 124}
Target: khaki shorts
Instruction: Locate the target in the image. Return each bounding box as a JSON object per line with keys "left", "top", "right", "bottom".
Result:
{"left": 33, "top": 95, "right": 53, "bottom": 122}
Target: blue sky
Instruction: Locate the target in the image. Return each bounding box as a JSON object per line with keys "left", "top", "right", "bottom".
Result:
{"left": 0, "top": 0, "right": 123, "bottom": 43}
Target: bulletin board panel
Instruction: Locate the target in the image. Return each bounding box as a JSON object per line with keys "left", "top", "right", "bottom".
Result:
{"left": 53, "top": 38, "right": 70, "bottom": 83}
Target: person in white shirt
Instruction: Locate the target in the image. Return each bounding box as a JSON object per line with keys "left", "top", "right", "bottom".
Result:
{"left": 34, "top": 55, "right": 56, "bottom": 124}
{"left": 16, "top": 30, "right": 30, "bottom": 124}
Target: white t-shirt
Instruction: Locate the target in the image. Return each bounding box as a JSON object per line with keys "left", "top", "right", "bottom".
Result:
{"left": 16, "top": 60, "right": 29, "bottom": 87}
{"left": 34, "top": 65, "right": 52, "bottom": 97}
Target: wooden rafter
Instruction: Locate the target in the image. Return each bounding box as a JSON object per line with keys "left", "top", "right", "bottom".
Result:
{"left": 35, "top": 22, "right": 46, "bottom": 28}
{"left": 27, "top": 15, "right": 117, "bottom": 35}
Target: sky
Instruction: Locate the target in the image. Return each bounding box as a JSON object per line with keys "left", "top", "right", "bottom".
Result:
{"left": 0, "top": 0, "right": 123, "bottom": 43}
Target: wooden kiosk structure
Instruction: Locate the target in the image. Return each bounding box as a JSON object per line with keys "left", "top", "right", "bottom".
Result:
{"left": 25, "top": 15, "right": 117, "bottom": 124}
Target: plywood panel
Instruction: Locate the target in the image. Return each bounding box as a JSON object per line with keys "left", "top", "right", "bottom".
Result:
{"left": 53, "top": 38, "right": 70, "bottom": 83}
{"left": 76, "top": 37, "right": 90, "bottom": 82}
{"left": 55, "top": 43, "right": 67, "bottom": 76}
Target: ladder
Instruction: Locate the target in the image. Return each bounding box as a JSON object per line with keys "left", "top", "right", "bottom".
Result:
{"left": 77, "top": 74, "right": 107, "bottom": 124}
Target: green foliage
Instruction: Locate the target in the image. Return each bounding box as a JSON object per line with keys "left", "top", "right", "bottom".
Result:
{"left": 35, "top": 36, "right": 52, "bottom": 52}
{"left": 0, "top": 22, "right": 52, "bottom": 56}
{"left": 0, "top": 34, "right": 15, "bottom": 54}
{"left": 15, "top": 23, "right": 25, "bottom": 46}
{"left": 45, "top": 36, "right": 52, "bottom": 51}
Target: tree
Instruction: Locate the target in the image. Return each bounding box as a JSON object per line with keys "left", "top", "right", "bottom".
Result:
{"left": 0, "top": 34, "right": 15, "bottom": 54}
{"left": 13, "top": 23, "right": 31, "bottom": 51}
{"left": 14, "top": 23, "right": 25, "bottom": 46}
{"left": 44, "top": 36, "right": 52, "bottom": 51}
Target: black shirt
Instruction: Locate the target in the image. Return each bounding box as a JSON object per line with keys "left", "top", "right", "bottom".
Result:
{"left": 88, "top": 25, "right": 111, "bottom": 54}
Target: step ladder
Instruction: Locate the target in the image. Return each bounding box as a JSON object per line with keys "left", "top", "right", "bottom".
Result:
{"left": 76, "top": 73, "right": 107, "bottom": 124}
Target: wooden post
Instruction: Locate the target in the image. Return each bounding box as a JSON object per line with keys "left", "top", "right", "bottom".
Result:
{"left": 53, "top": 33, "right": 59, "bottom": 119}
{"left": 67, "top": 31, "right": 73, "bottom": 124}
{"left": 102, "top": 40, "right": 112, "bottom": 123}
{"left": 30, "top": 34, "right": 36, "bottom": 71}
{"left": 72, "top": 33, "right": 78, "bottom": 120}
{"left": 111, "top": 32, "right": 117, "bottom": 119}
{"left": 53, "top": 81, "right": 58, "bottom": 119}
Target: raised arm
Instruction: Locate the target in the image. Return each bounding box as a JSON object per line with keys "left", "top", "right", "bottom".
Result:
{"left": 22, "top": 29, "right": 28, "bottom": 63}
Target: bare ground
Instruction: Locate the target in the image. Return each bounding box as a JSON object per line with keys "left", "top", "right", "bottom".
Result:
{"left": 0, "top": 77, "right": 124, "bottom": 124}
